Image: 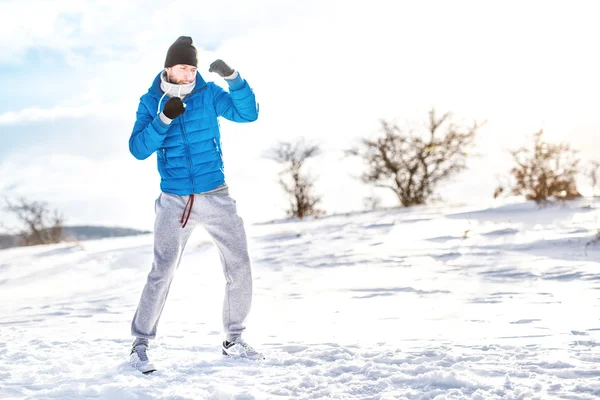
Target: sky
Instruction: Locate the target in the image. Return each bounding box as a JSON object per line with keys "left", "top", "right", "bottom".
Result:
{"left": 0, "top": 0, "right": 599, "bottom": 231}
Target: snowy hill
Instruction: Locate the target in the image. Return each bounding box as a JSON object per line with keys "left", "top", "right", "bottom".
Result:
{"left": 0, "top": 226, "right": 151, "bottom": 250}
{"left": 1, "top": 199, "right": 599, "bottom": 399}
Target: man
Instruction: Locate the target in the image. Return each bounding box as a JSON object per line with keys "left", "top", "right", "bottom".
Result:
{"left": 128, "top": 36, "right": 261, "bottom": 374}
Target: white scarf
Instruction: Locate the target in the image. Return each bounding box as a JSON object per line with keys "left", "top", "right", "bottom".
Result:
{"left": 156, "top": 71, "right": 197, "bottom": 116}
{"left": 160, "top": 71, "right": 196, "bottom": 99}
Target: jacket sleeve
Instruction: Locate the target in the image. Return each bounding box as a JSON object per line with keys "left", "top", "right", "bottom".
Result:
{"left": 212, "top": 73, "right": 259, "bottom": 122}
{"left": 128, "top": 98, "right": 170, "bottom": 160}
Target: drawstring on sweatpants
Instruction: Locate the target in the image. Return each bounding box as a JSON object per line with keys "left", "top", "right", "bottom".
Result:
{"left": 181, "top": 194, "right": 194, "bottom": 228}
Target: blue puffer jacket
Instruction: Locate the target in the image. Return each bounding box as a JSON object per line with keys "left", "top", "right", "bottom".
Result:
{"left": 129, "top": 71, "right": 258, "bottom": 194}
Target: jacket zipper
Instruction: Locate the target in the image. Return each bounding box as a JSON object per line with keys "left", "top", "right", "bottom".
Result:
{"left": 161, "top": 148, "right": 168, "bottom": 164}
{"left": 179, "top": 113, "right": 195, "bottom": 191}
{"left": 158, "top": 84, "right": 208, "bottom": 192}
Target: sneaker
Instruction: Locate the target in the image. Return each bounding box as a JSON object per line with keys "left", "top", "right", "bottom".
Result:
{"left": 222, "top": 339, "right": 264, "bottom": 360}
{"left": 130, "top": 343, "right": 156, "bottom": 374}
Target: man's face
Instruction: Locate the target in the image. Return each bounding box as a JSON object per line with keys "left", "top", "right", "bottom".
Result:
{"left": 165, "top": 64, "right": 197, "bottom": 84}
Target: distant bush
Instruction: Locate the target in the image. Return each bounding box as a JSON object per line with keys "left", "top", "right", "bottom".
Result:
{"left": 497, "top": 130, "right": 582, "bottom": 204}
{"left": 347, "top": 108, "right": 483, "bottom": 207}
{"left": 3, "top": 197, "right": 64, "bottom": 246}
{"left": 265, "top": 139, "right": 324, "bottom": 219}
{"left": 363, "top": 195, "right": 382, "bottom": 210}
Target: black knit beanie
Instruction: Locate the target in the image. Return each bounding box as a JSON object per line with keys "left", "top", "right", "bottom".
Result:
{"left": 164, "top": 36, "right": 198, "bottom": 68}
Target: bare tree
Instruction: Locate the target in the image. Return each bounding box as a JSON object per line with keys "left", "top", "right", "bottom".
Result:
{"left": 588, "top": 161, "right": 600, "bottom": 196}
{"left": 363, "top": 195, "right": 382, "bottom": 210}
{"left": 4, "top": 197, "right": 64, "bottom": 246}
{"left": 503, "top": 130, "right": 581, "bottom": 204}
{"left": 586, "top": 161, "right": 600, "bottom": 248}
{"left": 265, "top": 139, "right": 324, "bottom": 219}
{"left": 346, "top": 108, "right": 483, "bottom": 207}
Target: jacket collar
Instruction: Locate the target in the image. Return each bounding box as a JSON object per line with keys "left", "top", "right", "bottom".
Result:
{"left": 148, "top": 70, "right": 208, "bottom": 99}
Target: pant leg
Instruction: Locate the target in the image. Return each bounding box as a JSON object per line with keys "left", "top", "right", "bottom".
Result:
{"left": 198, "top": 192, "right": 253, "bottom": 342}
{"left": 131, "top": 192, "right": 196, "bottom": 339}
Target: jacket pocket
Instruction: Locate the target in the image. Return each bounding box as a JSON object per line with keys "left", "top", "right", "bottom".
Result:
{"left": 213, "top": 138, "right": 224, "bottom": 171}
{"left": 159, "top": 148, "right": 168, "bottom": 165}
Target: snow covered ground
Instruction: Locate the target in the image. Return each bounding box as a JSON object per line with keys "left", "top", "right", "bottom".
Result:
{"left": 1, "top": 198, "right": 600, "bottom": 399}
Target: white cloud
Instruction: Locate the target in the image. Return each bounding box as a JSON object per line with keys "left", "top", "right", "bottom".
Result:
{"left": 0, "top": 104, "right": 123, "bottom": 125}
{"left": 0, "top": 0, "right": 324, "bottom": 66}
{"left": 0, "top": 152, "right": 158, "bottom": 230}
{"left": 1, "top": 0, "right": 599, "bottom": 228}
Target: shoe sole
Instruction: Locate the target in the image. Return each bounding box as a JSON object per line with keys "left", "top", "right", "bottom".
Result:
{"left": 142, "top": 369, "right": 157, "bottom": 375}
{"left": 222, "top": 348, "right": 264, "bottom": 359}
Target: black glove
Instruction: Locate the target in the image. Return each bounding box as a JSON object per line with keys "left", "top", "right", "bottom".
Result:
{"left": 209, "top": 59, "right": 235, "bottom": 78}
{"left": 163, "top": 97, "right": 185, "bottom": 119}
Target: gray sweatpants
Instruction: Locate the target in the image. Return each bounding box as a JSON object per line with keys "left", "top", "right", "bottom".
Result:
{"left": 131, "top": 185, "right": 252, "bottom": 342}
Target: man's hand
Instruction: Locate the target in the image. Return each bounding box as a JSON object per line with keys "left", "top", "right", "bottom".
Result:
{"left": 209, "top": 59, "right": 235, "bottom": 78}
{"left": 163, "top": 97, "right": 185, "bottom": 119}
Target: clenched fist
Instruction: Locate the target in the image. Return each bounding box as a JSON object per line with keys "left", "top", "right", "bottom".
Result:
{"left": 209, "top": 59, "right": 235, "bottom": 78}
{"left": 163, "top": 97, "right": 185, "bottom": 119}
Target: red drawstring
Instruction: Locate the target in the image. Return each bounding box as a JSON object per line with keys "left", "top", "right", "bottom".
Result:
{"left": 180, "top": 194, "right": 194, "bottom": 228}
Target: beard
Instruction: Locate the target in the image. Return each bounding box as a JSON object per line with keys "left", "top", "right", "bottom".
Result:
{"left": 166, "top": 71, "right": 193, "bottom": 85}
